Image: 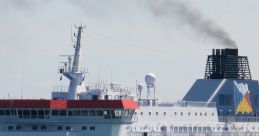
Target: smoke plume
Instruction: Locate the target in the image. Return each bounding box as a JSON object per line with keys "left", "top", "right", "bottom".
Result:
{"left": 148, "top": 0, "right": 237, "bottom": 48}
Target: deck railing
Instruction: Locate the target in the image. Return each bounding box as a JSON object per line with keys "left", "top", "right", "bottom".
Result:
{"left": 127, "top": 132, "right": 259, "bottom": 136}
{"left": 219, "top": 116, "right": 259, "bottom": 122}
{"left": 157, "top": 101, "right": 216, "bottom": 108}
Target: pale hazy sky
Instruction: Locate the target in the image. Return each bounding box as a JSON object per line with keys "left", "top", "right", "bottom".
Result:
{"left": 0, "top": 0, "right": 259, "bottom": 101}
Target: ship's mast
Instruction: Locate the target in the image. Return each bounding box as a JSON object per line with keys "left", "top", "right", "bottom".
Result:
{"left": 72, "top": 26, "right": 83, "bottom": 72}
{"left": 63, "top": 25, "right": 86, "bottom": 100}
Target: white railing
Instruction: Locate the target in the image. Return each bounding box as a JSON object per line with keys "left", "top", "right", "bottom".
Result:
{"left": 219, "top": 116, "right": 259, "bottom": 122}
{"left": 127, "top": 132, "right": 259, "bottom": 136}
{"left": 59, "top": 66, "right": 86, "bottom": 73}
{"left": 157, "top": 101, "right": 216, "bottom": 108}
{"left": 52, "top": 86, "right": 68, "bottom": 92}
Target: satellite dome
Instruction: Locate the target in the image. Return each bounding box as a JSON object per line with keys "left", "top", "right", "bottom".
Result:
{"left": 145, "top": 73, "right": 156, "bottom": 85}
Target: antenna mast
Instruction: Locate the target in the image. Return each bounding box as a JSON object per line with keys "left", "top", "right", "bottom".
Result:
{"left": 60, "top": 24, "right": 86, "bottom": 100}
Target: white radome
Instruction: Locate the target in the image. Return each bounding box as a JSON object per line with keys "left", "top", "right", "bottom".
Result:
{"left": 145, "top": 73, "right": 156, "bottom": 85}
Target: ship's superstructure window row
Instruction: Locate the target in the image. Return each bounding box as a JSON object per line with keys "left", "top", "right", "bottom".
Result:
{"left": 6, "top": 125, "right": 97, "bottom": 132}
{"left": 134, "top": 111, "right": 215, "bottom": 117}
{"left": 0, "top": 109, "right": 134, "bottom": 118}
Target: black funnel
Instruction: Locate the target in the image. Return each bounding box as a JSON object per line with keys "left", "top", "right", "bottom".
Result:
{"left": 205, "top": 48, "right": 251, "bottom": 79}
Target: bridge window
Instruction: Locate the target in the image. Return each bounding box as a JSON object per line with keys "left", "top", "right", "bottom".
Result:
{"left": 66, "top": 126, "right": 71, "bottom": 130}
{"left": 96, "top": 110, "right": 103, "bottom": 116}
{"left": 88, "top": 110, "right": 96, "bottom": 116}
{"left": 52, "top": 110, "right": 58, "bottom": 116}
{"left": 68, "top": 110, "right": 73, "bottom": 116}
{"left": 81, "top": 110, "right": 88, "bottom": 116}
{"left": 59, "top": 110, "right": 66, "bottom": 116}
{"left": 16, "top": 125, "right": 21, "bottom": 130}
{"left": 57, "top": 126, "right": 62, "bottom": 131}
{"left": 31, "top": 110, "right": 37, "bottom": 118}
{"left": 90, "top": 126, "right": 95, "bottom": 131}
{"left": 32, "top": 125, "right": 37, "bottom": 130}
{"left": 0, "top": 110, "right": 4, "bottom": 115}
{"left": 74, "top": 110, "right": 81, "bottom": 116}
{"left": 8, "top": 126, "right": 13, "bottom": 130}
{"left": 38, "top": 110, "right": 45, "bottom": 118}
{"left": 82, "top": 126, "right": 87, "bottom": 130}
{"left": 5, "top": 110, "right": 10, "bottom": 116}
{"left": 41, "top": 126, "right": 46, "bottom": 131}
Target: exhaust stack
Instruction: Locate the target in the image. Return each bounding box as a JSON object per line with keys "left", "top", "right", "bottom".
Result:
{"left": 205, "top": 48, "right": 251, "bottom": 79}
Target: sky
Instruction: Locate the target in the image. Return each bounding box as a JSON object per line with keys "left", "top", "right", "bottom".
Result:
{"left": 0, "top": 0, "right": 259, "bottom": 101}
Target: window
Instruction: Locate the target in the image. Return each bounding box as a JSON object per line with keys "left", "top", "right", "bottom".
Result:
{"left": 38, "top": 110, "right": 45, "bottom": 118}
{"left": 81, "top": 110, "right": 88, "bottom": 116}
{"left": 57, "top": 126, "right": 62, "bottom": 131}
{"left": 52, "top": 110, "right": 58, "bottom": 116}
{"left": 140, "top": 112, "right": 143, "bottom": 115}
{"left": 183, "top": 126, "right": 187, "bottom": 132}
{"left": 32, "top": 125, "right": 37, "bottom": 130}
{"left": 174, "top": 127, "right": 178, "bottom": 132}
{"left": 174, "top": 112, "right": 177, "bottom": 115}
{"left": 8, "top": 126, "right": 13, "bottom": 130}
{"left": 164, "top": 112, "right": 166, "bottom": 116}
{"left": 90, "top": 126, "right": 95, "bottom": 131}
{"left": 200, "top": 112, "right": 202, "bottom": 116}
{"left": 188, "top": 127, "right": 192, "bottom": 132}
{"left": 73, "top": 110, "right": 81, "bottom": 116}
{"left": 180, "top": 112, "right": 183, "bottom": 116}
{"left": 96, "top": 110, "right": 103, "bottom": 116}
{"left": 31, "top": 110, "right": 37, "bottom": 118}
{"left": 212, "top": 113, "right": 214, "bottom": 116}
{"left": 66, "top": 126, "right": 71, "bottom": 130}
{"left": 195, "top": 112, "right": 197, "bottom": 116}
{"left": 59, "top": 110, "right": 66, "bottom": 116}
{"left": 204, "top": 113, "right": 207, "bottom": 116}
{"left": 156, "top": 112, "right": 158, "bottom": 115}
{"left": 16, "top": 125, "right": 21, "bottom": 130}
{"left": 188, "top": 112, "right": 191, "bottom": 116}
{"left": 134, "top": 112, "right": 137, "bottom": 115}
{"left": 68, "top": 111, "right": 73, "bottom": 116}
{"left": 149, "top": 112, "right": 151, "bottom": 115}
{"left": 82, "top": 126, "right": 87, "bottom": 130}
{"left": 5, "top": 110, "right": 10, "bottom": 116}
{"left": 193, "top": 126, "right": 197, "bottom": 132}
{"left": 0, "top": 110, "right": 4, "bottom": 115}
{"left": 41, "top": 126, "right": 46, "bottom": 131}
{"left": 198, "top": 127, "right": 202, "bottom": 132}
